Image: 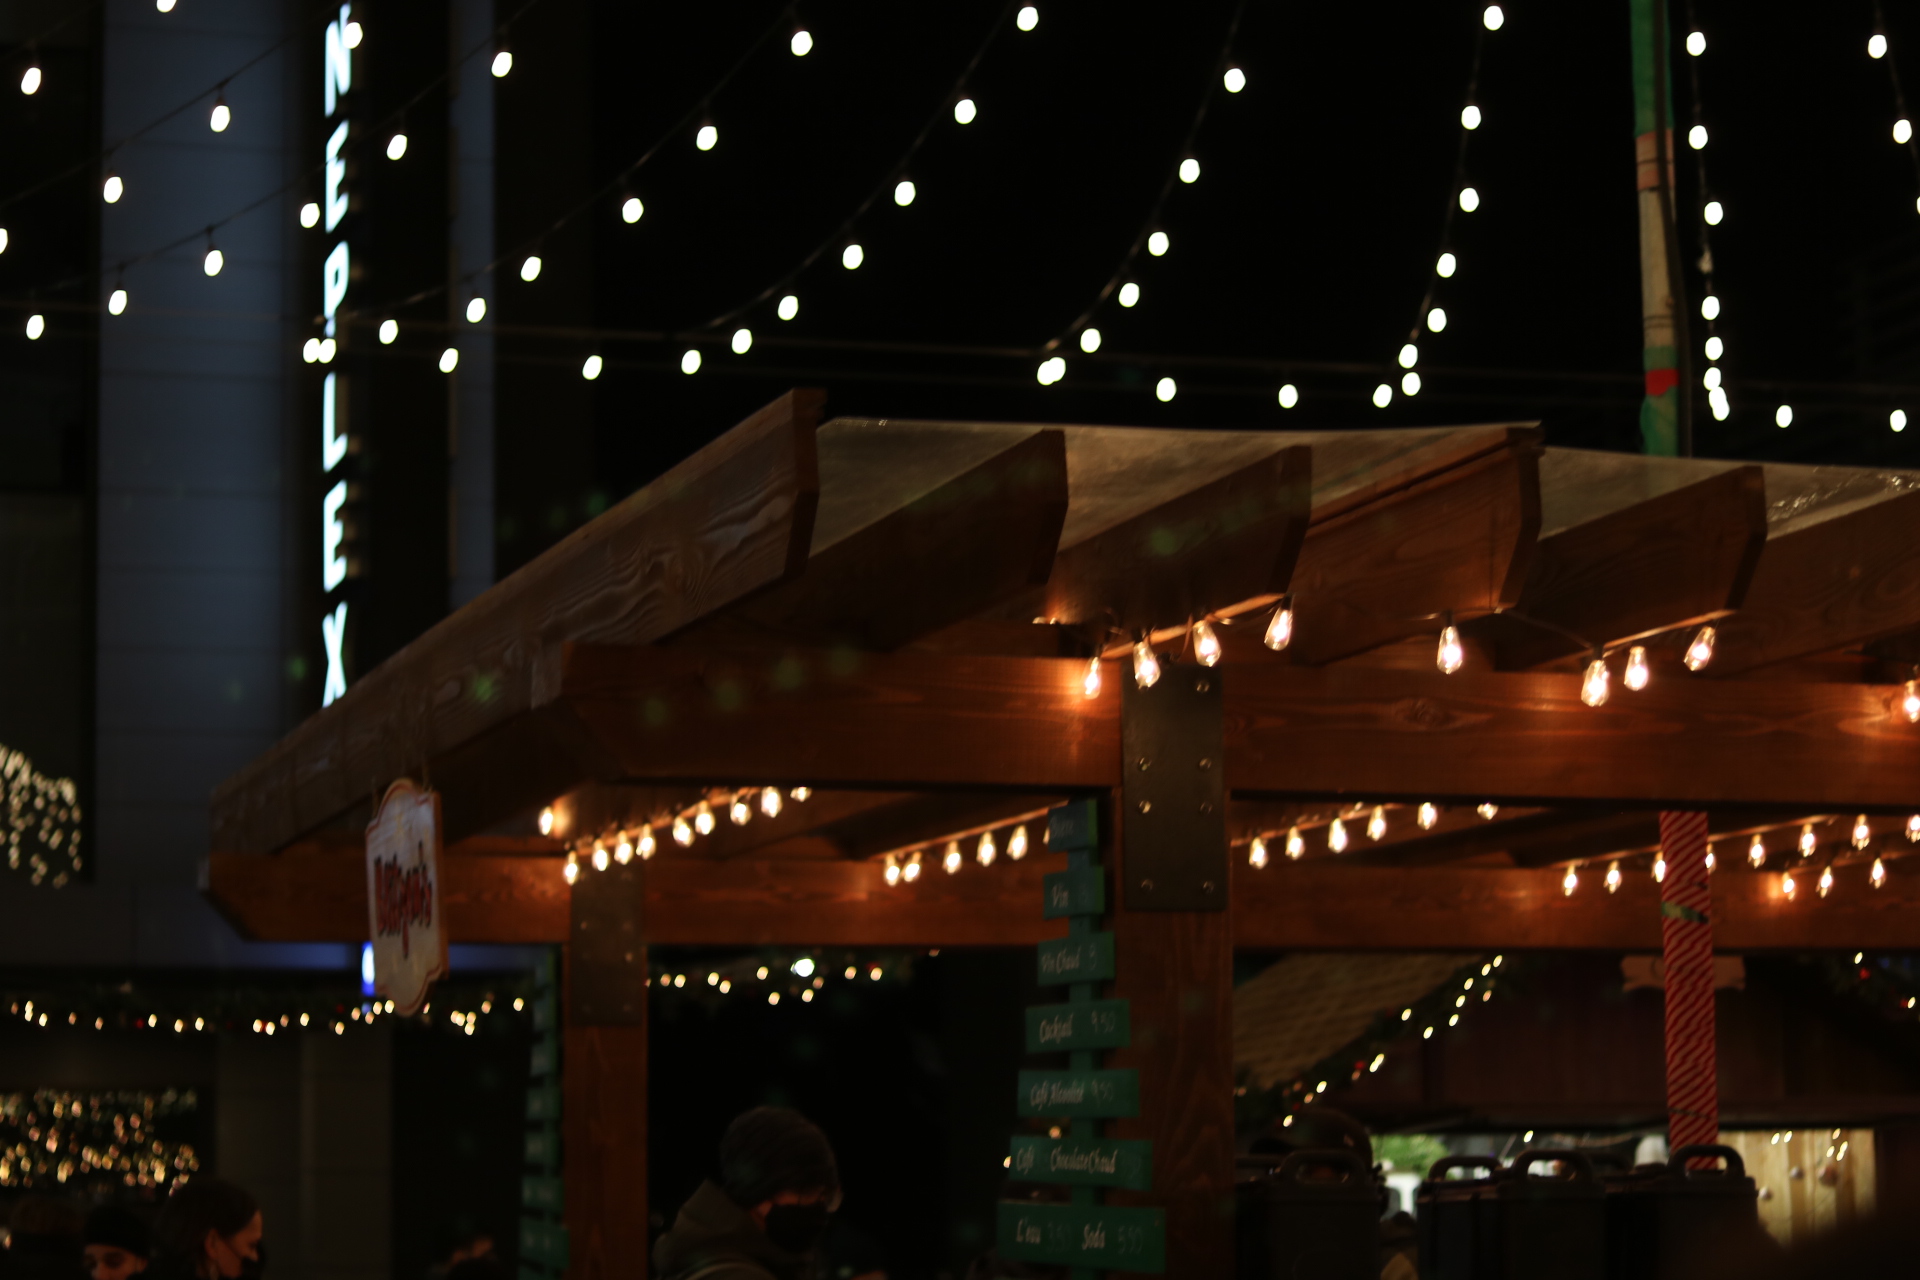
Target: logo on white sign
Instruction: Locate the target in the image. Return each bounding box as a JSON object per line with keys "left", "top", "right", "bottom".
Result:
{"left": 364, "top": 778, "right": 447, "bottom": 1016}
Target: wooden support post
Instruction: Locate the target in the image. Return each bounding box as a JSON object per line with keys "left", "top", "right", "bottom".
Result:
{"left": 1658, "top": 812, "right": 1718, "bottom": 1162}
{"left": 1108, "top": 668, "right": 1236, "bottom": 1278}
{"left": 564, "top": 862, "right": 649, "bottom": 1280}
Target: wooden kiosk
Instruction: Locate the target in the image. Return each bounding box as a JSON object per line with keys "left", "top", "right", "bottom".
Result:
{"left": 207, "top": 391, "right": 1920, "bottom": 1277}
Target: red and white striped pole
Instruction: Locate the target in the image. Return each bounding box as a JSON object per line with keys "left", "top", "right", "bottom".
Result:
{"left": 1659, "top": 811, "right": 1717, "bottom": 1160}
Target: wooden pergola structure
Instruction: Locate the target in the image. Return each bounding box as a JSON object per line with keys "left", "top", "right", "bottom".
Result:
{"left": 207, "top": 391, "right": 1920, "bottom": 1277}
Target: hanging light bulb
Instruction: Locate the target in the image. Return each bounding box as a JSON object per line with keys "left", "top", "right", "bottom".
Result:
{"left": 730, "top": 794, "right": 752, "bottom": 825}
{"left": 694, "top": 800, "right": 716, "bottom": 835}
{"left": 884, "top": 854, "right": 901, "bottom": 886}
{"left": 1872, "top": 857, "right": 1888, "bottom": 889}
{"left": 1909, "top": 814, "right": 1920, "bottom": 842}
{"left": 1799, "top": 823, "right": 1817, "bottom": 857}
{"left": 1278, "top": 384, "right": 1299, "bottom": 408}
{"left": 1624, "top": 645, "right": 1650, "bottom": 691}
{"left": 1653, "top": 853, "right": 1667, "bottom": 883}
{"left": 466, "top": 297, "right": 487, "bottom": 323}
{"left": 1853, "top": 814, "right": 1872, "bottom": 849}
{"left": 538, "top": 807, "right": 555, "bottom": 836}
{"left": 1580, "top": 655, "right": 1611, "bottom": 707}
{"left": 1684, "top": 625, "right": 1716, "bottom": 671}
{"left": 1328, "top": 818, "right": 1349, "bottom": 854}
{"left": 791, "top": 787, "right": 812, "bottom": 802}
{"left": 379, "top": 319, "right": 398, "bottom": 344}
{"left": 1118, "top": 281, "right": 1140, "bottom": 307}
{"left": 107, "top": 286, "right": 127, "bottom": 316}
{"left": 491, "top": 48, "right": 513, "bottom": 76}
{"left": 1082, "top": 655, "right": 1103, "bottom": 698}
{"left": 1477, "top": 803, "right": 1500, "bottom": 820}
{"left": 1418, "top": 802, "right": 1439, "bottom": 830}
{"left": 1223, "top": 65, "right": 1247, "bottom": 92}
{"left": 1285, "top": 827, "right": 1305, "bottom": 859}
{"left": 203, "top": 241, "right": 224, "bottom": 276}
{"left": 563, "top": 852, "right": 579, "bottom": 884}
{"left": 1192, "top": 619, "right": 1222, "bottom": 667}
{"left": 1147, "top": 230, "right": 1170, "bottom": 256}
{"left": 1132, "top": 640, "right": 1161, "bottom": 689}
{"left": 1818, "top": 865, "right": 1835, "bottom": 898}
{"left": 1008, "top": 825, "right": 1029, "bottom": 860}
{"left": 1436, "top": 621, "right": 1465, "bottom": 674}
{"left": 1705, "top": 844, "right": 1717, "bottom": 873}
{"left": 386, "top": 132, "right": 408, "bottom": 160}
{"left": 672, "top": 815, "right": 694, "bottom": 846}
{"left": 581, "top": 355, "right": 603, "bottom": 381}
{"left": 1155, "top": 376, "right": 1178, "bottom": 402}
{"left": 789, "top": 26, "right": 813, "bottom": 56}
{"left": 637, "top": 824, "right": 656, "bottom": 859}
{"left": 761, "top": 787, "right": 783, "bottom": 818}
{"left": 21, "top": 64, "right": 42, "bottom": 95}
{"left": 1264, "top": 597, "right": 1294, "bottom": 651}
{"left": 517, "top": 254, "right": 544, "bottom": 282}
{"left": 103, "top": 173, "right": 124, "bottom": 203}
{"left": 621, "top": 195, "right": 644, "bottom": 223}
{"left": 977, "top": 830, "right": 997, "bottom": 867}
{"left": 943, "top": 841, "right": 963, "bottom": 874}
{"left": 1748, "top": 833, "right": 1766, "bottom": 867}
{"left": 1903, "top": 679, "right": 1920, "bottom": 722}
{"left": 591, "top": 843, "right": 610, "bottom": 872}
{"left": 903, "top": 850, "right": 923, "bottom": 881}
{"left": 1781, "top": 868, "right": 1797, "bottom": 899}
{"left": 440, "top": 347, "right": 461, "bottom": 373}
{"left": 210, "top": 95, "right": 231, "bottom": 132}
{"left": 696, "top": 123, "right": 718, "bottom": 151}
{"left": 1562, "top": 866, "right": 1579, "bottom": 896}
{"left": 953, "top": 96, "right": 977, "bottom": 124}
{"left": 1605, "top": 861, "right": 1623, "bottom": 894}
{"left": 1178, "top": 157, "right": 1201, "bottom": 184}
{"left": 1248, "top": 836, "right": 1269, "bottom": 869}
{"left": 1367, "top": 805, "right": 1387, "bottom": 841}
{"left": 1079, "top": 327, "right": 1101, "bottom": 353}
{"left": 614, "top": 834, "right": 633, "bottom": 864}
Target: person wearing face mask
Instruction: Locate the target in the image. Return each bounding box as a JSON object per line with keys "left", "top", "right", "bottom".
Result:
{"left": 148, "top": 1180, "right": 264, "bottom": 1280}
{"left": 81, "top": 1206, "right": 151, "bottom": 1280}
{"left": 653, "top": 1107, "right": 842, "bottom": 1280}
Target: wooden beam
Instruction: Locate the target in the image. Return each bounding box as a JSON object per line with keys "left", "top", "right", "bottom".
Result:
{"left": 562, "top": 949, "right": 647, "bottom": 1280}
{"left": 204, "top": 849, "right": 1920, "bottom": 952}
{"left": 1042, "top": 445, "right": 1311, "bottom": 634}
{"left": 1287, "top": 428, "right": 1542, "bottom": 665}
{"left": 1713, "top": 490, "right": 1920, "bottom": 673}
{"left": 209, "top": 390, "right": 826, "bottom": 855}
{"left": 680, "top": 429, "right": 1070, "bottom": 651}
{"left": 1474, "top": 466, "right": 1768, "bottom": 669}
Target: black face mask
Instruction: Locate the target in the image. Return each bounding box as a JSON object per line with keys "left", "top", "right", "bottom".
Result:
{"left": 238, "top": 1241, "right": 267, "bottom": 1280}
{"left": 762, "top": 1205, "right": 830, "bottom": 1255}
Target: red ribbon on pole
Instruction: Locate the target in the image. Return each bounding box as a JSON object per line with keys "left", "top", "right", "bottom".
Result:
{"left": 1659, "top": 811, "right": 1717, "bottom": 1160}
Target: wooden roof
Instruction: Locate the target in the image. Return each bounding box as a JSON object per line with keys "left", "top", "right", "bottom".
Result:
{"left": 206, "top": 390, "right": 1920, "bottom": 952}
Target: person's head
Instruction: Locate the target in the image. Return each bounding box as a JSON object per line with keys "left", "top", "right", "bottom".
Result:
{"left": 716, "top": 1107, "right": 840, "bottom": 1254}
{"left": 82, "top": 1206, "right": 151, "bottom": 1280}
{"left": 154, "top": 1180, "right": 262, "bottom": 1280}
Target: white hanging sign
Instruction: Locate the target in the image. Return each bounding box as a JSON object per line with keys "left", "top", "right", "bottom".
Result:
{"left": 364, "top": 779, "right": 448, "bottom": 1016}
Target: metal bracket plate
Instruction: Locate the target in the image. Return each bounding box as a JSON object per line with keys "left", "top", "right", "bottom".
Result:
{"left": 1120, "top": 662, "right": 1228, "bottom": 910}
{"left": 568, "top": 860, "right": 646, "bottom": 1024}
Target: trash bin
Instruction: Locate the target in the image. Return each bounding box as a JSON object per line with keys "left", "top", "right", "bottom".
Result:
{"left": 1604, "top": 1143, "right": 1760, "bottom": 1280}
{"left": 1236, "top": 1148, "right": 1384, "bottom": 1280}
{"left": 1416, "top": 1155, "right": 1501, "bottom": 1280}
{"left": 1474, "top": 1149, "right": 1605, "bottom": 1280}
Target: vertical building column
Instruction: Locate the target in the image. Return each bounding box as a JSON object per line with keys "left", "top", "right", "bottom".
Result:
{"left": 448, "top": 0, "right": 496, "bottom": 608}
{"left": 1659, "top": 811, "right": 1718, "bottom": 1161}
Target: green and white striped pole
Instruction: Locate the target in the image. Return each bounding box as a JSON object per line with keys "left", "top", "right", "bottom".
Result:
{"left": 1630, "top": 0, "right": 1692, "bottom": 457}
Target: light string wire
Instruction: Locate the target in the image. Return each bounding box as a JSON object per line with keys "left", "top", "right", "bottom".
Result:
{"left": 0, "top": 28, "right": 299, "bottom": 217}
{"left": 1872, "top": 0, "right": 1920, "bottom": 204}
{"left": 352, "top": 1, "right": 805, "bottom": 324}
{"left": 1039, "top": 0, "right": 1247, "bottom": 364}
{"left": 11, "top": 0, "right": 550, "bottom": 302}
{"left": 1685, "top": 0, "right": 1728, "bottom": 424}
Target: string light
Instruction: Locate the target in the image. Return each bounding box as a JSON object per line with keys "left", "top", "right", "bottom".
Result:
{"left": 1366, "top": 806, "right": 1387, "bottom": 841}
{"left": 379, "top": 319, "right": 398, "bottom": 344}
{"left": 1477, "top": 803, "right": 1499, "bottom": 820}
{"left": 1118, "top": 281, "right": 1140, "bottom": 307}
{"left": 1606, "top": 861, "right": 1623, "bottom": 893}
{"left": 1401, "top": 371, "right": 1422, "bottom": 396}
{"left": 1900, "top": 118, "right": 1915, "bottom": 145}
{"left": 1701, "top": 295, "right": 1721, "bottom": 320}
{"left": 1854, "top": 814, "right": 1872, "bottom": 849}
{"left": 1008, "top": 825, "right": 1029, "bottom": 860}
{"left": 943, "top": 841, "right": 963, "bottom": 874}
{"left": 1799, "top": 823, "right": 1818, "bottom": 857}
{"left": 681, "top": 349, "right": 702, "bottom": 374}
{"left": 1904, "top": 679, "right": 1920, "bottom": 722}
{"left": 20, "top": 64, "right": 41, "bottom": 95}
{"left": 1562, "top": 865, "right": 1579, "bottom": 896}
{"left": 203, "top": 240, "right": 224, "bottom": 277}
{"left": 1436, "top": 620, "right": 1465, "bottom": 674}
{"left": 563, "top": 853, "right": 579, "bottom": 885}
{"left": 884, "top": 854, "right": 901, "bottom": 886}
{"left": 582, "top": 355, "right": 603, "bottom": 380}
{"left": 1775, "top": 404, "right": 1793, "bottom": 429}
{"left": 108, "top": 288, "right": 128, "bottom": 316}
{"left": 731, "top": 327, "right": 753, "bottom": 355}
{"left": 386, "top": 132, "right": 408, "bottom": 160}
{"left": 1482, "top": 5, "right": 1504, "bottom": 30}
{"left": 637, "top": 824, "right": 656, "bottom": 859}
{"left": 903, "top": 851, "right": 923, "bottom": 882}
{"left": 1624, "top": 645, "right": 1650, "bottom": 691}
{"left": 1192, "top": 619, "right": 1222, "bottom": 667}
{"left": 1036, "top": 356, "right": 1066, "bottom": 386}
{"left": 953, "top": 97, "right": 977, "bottom": 125}
{"left": 439, "top": 347, "right": 460, "bottom": 372}
{"left": 1818, "top": 865, "right": 1836, "bottom": 898}
{"left": 622, "top": 196, "right": 644, "bottom": 223}
{"left": 1147, "top": 231, "right": 1170, "bottom": 256}
{"left": 1372, "top": 383, "right": 1393, "bottom": 408}
{"left": 1428, "top": 306, "right": 1448, "bottom": 331}
{"left": 1082, "top": 655, "right": 1103, "bottom": 698}
{"left": 1248, "top": 836, "right": 1269, "bottom": 869}
{"left": 761, "top": 787, "right": 783, "bottom": 818}
{"left": 210, "top": 96, "right": 231, "bottom": 133}
{"left": 1684, "top": 625, "right": 1716, "bottom": 671}
{"left": 1418, "top": 803, "right": 1438, "bottom": 830}
{"left": 1872, "top": 31, "right": 1890, "bottom": 59}
{"left": 673, "top": 815, "right": 694, "bottom": 846}
{"left": 1748, "top": 834, "right": 1766, "bottom": 867}
{"left": 466, "top": 297, "right": 487, "bottom": 323}
{"left": 1458, "top": 187, "right": 1479, "bottom": 212}
{"left": 1687, "top": 29, "right": 1706, "bottom": 56}
{"left": 1328, "top": 818, "right": 1349, "bottom": 854}
{"left": 1016, "top": 5, "right": 1039, "bottom": 32}
{"left": 1893, "top": 410, "right": 1909, "bottom": 432}
{"left": 894, "top": 180, "right": 917, "bottom": 207}
{"left": 694, "top": 800, "right": 716, "bottom": 835}
{"left": 730, "top": 794, "right": 752, "bottom": 825}
{"left": 1223, "top": 66, "right": 1246, "bottom": 93}
{"left": 1704, "top": 201, "right": 1723, "bottom": 225}
{"left": 1132, "top": 640, "right": 1162, "bottom": 689}
{"left": 777, "top": 294, "right": 799, "bottom": 320}
{"left": 696, "top": 123, "right": 718, "bottom": 151}
{"left": 790, "top": 27, "right": 813, "bottom": 57}
{"left": 1178, "top": 157, "right": 1201, "bottom": 184}
{"left": 1872, "top": 857, "right": 1888, "bottom": 888}
{"left": 614, "top": 834, "right": 632, "bottom": 864}
{"left": 491, "top": 48, "right": 513, "bottom": 77}
{"left": 0, "top": 228, "right": 8, "bottom": 253}
{"left": 1263, "top": 597, "right": 1294, "bottom": 651}
{"left": 1909, "top": 813, "right": 1920, "bottom": 842}
{"left": 1286, "top": 827, "right": 1305, "bottom": 859}
{"left": 841, "top": 243, "right": 864, "bottom": 269}
{"left": 1079, "top": 327, "right": 1102, "bottom": 353}
{"left": 102, "top": 173, "right": 124, "bottom": 204}
{"left": 791, "top": 787, "right": 811, "bottom": 802}
{"left": 538, "top": 807, "right": 555, "bottom": 836}
{"left": 25, "top": 314, "right": 45, "bottom": 340}
{"left": 1580, "top": 655, "right": 1610, "bottom": 707}
{"left": 1278, "top": 384, "right": 1299, "bottom": 408}
{"left": 1653, "top": 854, "right": 1667, "bottom": 883}
{"left": 977, "top": 831, "right": 997, "bottom": 867}
{"left": 1688, "top": 124, "right": 1709, "bottom": 150}
{"left": 591, "top": 844, "right": 609, "bottom": 872}
{"left": 1706, "top": 844, "right": 1717, "bottom": 873}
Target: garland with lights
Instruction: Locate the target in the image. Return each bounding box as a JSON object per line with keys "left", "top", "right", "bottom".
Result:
{"left": 0, "top": 743, "right": 83, "bottom": 887}
{"left": 0, "top": 1088, "right": 200, "bottom": 1194}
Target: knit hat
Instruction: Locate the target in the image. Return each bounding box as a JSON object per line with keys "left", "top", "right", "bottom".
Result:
{"left": 83, "top": 1206, "right": 151, "bottom": 1258}
{"left": 716, "top": 1107, "right": 839, "bottom": 1209}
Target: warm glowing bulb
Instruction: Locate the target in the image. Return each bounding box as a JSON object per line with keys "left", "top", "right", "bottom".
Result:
{"left": 1278, "top": 383, "right": 1299, "bottom": 408}
{"left": 681, "top": 349, "right": 702, "bottom": 375}
{"left": 694, "top": 801, "right": 715, "bottom": 835}
{"left": 1398, "top": 343, "right": 1419, "bottom": 369}
{"left": 884, "top": 855, "right": 901, "bottom": 886}
{"left": 103, "top": 174, "right": 123, "bottom": 203}
{"left": 386, "top": 133, "right": 408, "bottom": 160}
{"left": 1401, "top": 372, "right": 1422, "bottom": 396}
{"left": 1437, "top": 251, "right": 1457, "bottom": 277}
{"left": 1427, "top": 306, "right": 1448, "bottom": 332}
{"left": 903, "top": 851, "right": 922, "bottom": 881}
{"left": 1458, "top": 187, "right": 1480, "bottom": 212}
{"left": 1748, "top": 834, "right": 1765, "bottom": 867}
{"left": 731, "top": 327, "right": 753, "bottom": 355}
{"left": 842, "top": 243, "right": 864, "bottom": 269}
{"left": 1118, "top": 281, "right": 1140, "bottom": 308}
{"left": 1178, "top": 157, "right": 1201, "bottom": 184}
{"left": 1706, "top": 845, "right": 1717, "bottom": 873}
{"left": 1818, "top": 865, "right": 1835, "bottom": 898}
{"left": 730, "top": 796, "right": 751, "bottom": 825}
{"left": 591, "top": 844, "right": 609, "bottom": 872}
{"left": 673, "top": 816, "right": 694, "bottom": 846}
{"left": 538, "top": 807, "right": 555, "bottom": 836}
{"left": 1264, "top": 602, "right": 1294, "bottom": 651}
{"left": 943, "top": 841, "right": 963, "bottom": 874}
{"left": 614, "top": 836, "right": 632, "bottom": 864}
{"left": 1328, "top": 818, "right": 1349, "bottom": 854}
{"left": 1899, "top": 119, "right": 1915, "bottom": 145}
{"left": 637, "top": 824, "right": 656, "bottom": 859}
{"left": 1147, "top": 231, "right": 1170, "bottom": 256}
{"left": 1132, "top": 640, "right": 1161, "bottom": 688}
{"left": 696, "top": 124, "right": 717, "bottom": 151}
{"left": 1478, "top": 803, "right": 1499, "bottom": 820}
{"left": 1688, "top": 124, "right": 1708, "bottom": 150}
{"left": 204, "top": 247, "right": 224, "bottom": 276}
{"left": 21, "top": 65, "right": 42, "bottom": 95}
{"left": 1373, "top": 383, "right": 1393, "bottom": 408}
{"left": 1223, "top": 66, "right": 1246, "bottom": 92}
{"left": 1701, "top": 295, "right": 1721, "bottom": 320}
{"left": 1799, "top": 823, "right": 1817, "bottom": 856}
{"left": 1781, "top": 869, "right": 1797, "bottom": 898}
{"left": 1193, "top": 619, "right": 1222, "bottom": 667}
{"left": 1461, "top": 104, "right": 1482, "bottom": 130}
{"left": 1581, "top": 657, "right": 1610, "bottom": 707}
{"left": 1872, "top": 857, "right": 1888, "bottom": 889}
{"left": 1605, "top": 861, "right": 1622, "bottom": 893}
{"left": 1482, "top": 5, "right": 1504, "bottom": 31}
{"left": 953, "top": 97, "right": 977, "bottom": 125}
{"left": 1081, "top": 655, "right": 1103, "bottom": 699}
{"left": 379, "top": 319, "right": 398, "bottom": 344}
{"left": 1418, "top": 803, "right": 1438, "bottom": 830}
{"left": 210, "top": 99, "right": 231, "bottom": 132}
{"left": 791, "top": 787, "right": 811, "bottom": 802}
{"left": 582, "top": 355, "right": 603, "bottom": 381}
{"left": 760, "top": 787, "right": 782, "bottom": 818}
{"left": 1286, "top": 827, "right": 1305, "bottom": 859}
{"left": 1653, "top": 855, "right": 1667, "bottom": 883}
{"left": 1079, "top": 327, "right": 1101, "bottom": 353}
{"left": 1853, "top": 814, "right": 1871, "bottom": 849}
{"left": 1367, "top": 806, "right": 1387, "bottom": 841}
{"left": 1248, "top": 836, "right": 1268, "bottom": 868}
{"left": 1687, "top": 30, "right": 1706, "bottom": 56}
{"left": 108, "top": 288, "right": 128, "bottom": 316}
{"left": 466, "top": 297, "right": 487, "bottom": 323}
{"left": 1008, "top": 825, "right": 1029, "bottom": 860}
{"left": 563, "top": 853, "right": 579, "bottom": 884}
{"left": 790, "top": 28, "right": 813, "bottom": 56}
{"left": 621, "top": 196, "right": 644, "bottom": 223}
{"left": 1904, "top": 679, "right": 1920, "bottom": 722}
{"left": 1614, "top": 646, "right": 1647, "bottom": 692}
{"left": 1684, "top": 625, "right": 1716, "bottom": 671}
{"left": 977, "top": 831, "right": 997, "bottom": 866}
{"left": 1894, "top": 410, "right": 1909, "bottom": 433}
{"left": 1562, "top": 866, "right": 1579, "bottom": 896}
{"left": 439, "top": 347, "right": 460, "bottom": 372}
{"left": 1436, "top": 625, "right": 1465, "bottom": 674}
{"left": 1704, "top": 200, "right": 1724, "bottom": 226}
